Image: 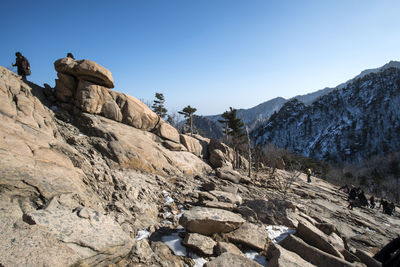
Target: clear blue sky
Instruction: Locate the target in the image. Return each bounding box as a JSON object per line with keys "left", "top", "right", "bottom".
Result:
{"left": 1, "top": 0, "right": 399, "bottom": 115}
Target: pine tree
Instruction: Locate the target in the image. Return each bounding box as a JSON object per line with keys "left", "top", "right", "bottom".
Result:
{"left": 178, "top": 105, "right": 197, "bottom": 136}
{"left": 220, "top": 107, "right": 246, "bottom": 168}
{"left": 151, "top": 93, "right": 168, "bottom": 119}
{"left": 218, "top": 111, "right": 230, "bottom": 144}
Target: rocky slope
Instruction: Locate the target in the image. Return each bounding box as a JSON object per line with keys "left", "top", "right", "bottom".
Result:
{"left": 254, "top": 67, "right": 400, "bottom": 164}
{"left": 0, "top": 60, "right": 399, "bottom": 267}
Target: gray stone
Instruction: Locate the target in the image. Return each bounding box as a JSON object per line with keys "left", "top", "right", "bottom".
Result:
{"left": 215, "top": 167, "right": 244, "bottom": 184}
{"left": 204, "top": 252, "right": 263, "bottom": 267}
{"left": 182, "top": 233, "right": 216, "bottom": 256}
{"left": 296, "top": 220, "right": 344, "bottom": 258}
{"left": 355, "top": 249, "right": 381, "bottom": 267}
{"left": 280, "top": 234, "right": 354, "bottom": 267}
{"left": 179, "top": 207, "right": 245, "bottom": 235}
{"left": 203, "top": 201, "right": 235, "bottom": 211}
{"left": 267, "top": 243, "right": 316, "bottom": 267}
{"left": 226, "top": 222, "right": 270, "bottom": 251}
{"left": 215, "top": 242, "right": 243, "bottom": 256}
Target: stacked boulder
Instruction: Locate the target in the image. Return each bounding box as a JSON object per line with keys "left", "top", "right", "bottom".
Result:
{"left": 53, "top": 57, "right": 249, "bottom": 175}
{"left": 53, "top": 58, "right": 211, "bottom": 155}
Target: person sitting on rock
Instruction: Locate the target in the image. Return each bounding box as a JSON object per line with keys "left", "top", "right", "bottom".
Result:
{"left": 12, "top": 52, "right": 30, "bottom": 80}
{"left": 67, "top": 53, "right": 75, "bottom": 59}
{"left": 369, "top": 196, "right": 376, "bottom": 209}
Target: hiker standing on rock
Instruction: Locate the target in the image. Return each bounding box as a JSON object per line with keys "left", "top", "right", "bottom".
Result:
{"left": 12, "top": 52, "right": 30, "bottom": 81}
{"left": 306, "top": 168, "right": 312, "bottom": 183}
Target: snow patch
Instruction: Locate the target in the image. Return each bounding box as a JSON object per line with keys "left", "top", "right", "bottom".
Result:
{"left": 162, "top": 190, "right": 174, "bottom": 205}
{"left": 135, "top": 230, "right": 150, "bottom": 241}
{"left": 161, "top": 230, "right": 207, "bottom": 266}
{"left": 244, "top": 249, "right": 268, "bottom": 266}
{"left": 266, "top": 225, "right": 296, "bottom": 244}
{"left": 161, "top": 232, "right": 187, "bottom": 256}
{"left": 188, "top": 251, "right": 208, "bottom": 267}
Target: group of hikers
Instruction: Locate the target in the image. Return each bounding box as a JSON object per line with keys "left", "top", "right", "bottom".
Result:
{"left": 339, "top": 184, "right": 396, "bottom": 215}
{"left": 10, "top": 52, "right": 75, "bottom": 81}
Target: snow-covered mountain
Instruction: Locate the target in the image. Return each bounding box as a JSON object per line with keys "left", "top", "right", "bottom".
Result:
{"left": 195, "top": 61, "right": 400, "bottom": 143}
{"left": 253, "top": 67, "right": 400, "bottom": 164}
{"left": 204, "top": 61, "right": 400, "bottom": 128}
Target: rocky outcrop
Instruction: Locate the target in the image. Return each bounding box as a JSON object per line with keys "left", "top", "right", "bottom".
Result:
{"left": 53, "top": 58, "right": 250, "bottom": 174}
{"left": 2, "top": 63, "right": 400, "bottom": 267}
{"left": 179, "top": 207, "right": 245, "bottom": 235}
{"left": 54, "top": 57, "right": 114, "bottom": 88}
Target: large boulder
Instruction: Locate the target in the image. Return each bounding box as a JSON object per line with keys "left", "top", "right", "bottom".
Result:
{"left": 180, "top": 134, "right": 205, "bottom": 157}
{"left": 208, "top": 139, "right": 248, "bottom": 169}
{"left": 226, "top": 222, "right": 270, "bottom": 251}
{"left": 296, "top": 220, "right": 344, "bottom": 258}
{"left": 155, "top": 121, "right": 180, "bottom": 143}
{"left": 179, "top": 207, "right": 245, "bottom": 235}
{"left": 75, "top": 80, "right": 113, "bottom": 114}
{"left": 280, "top": 234, "right": 354, "bottom": 267}
{"left": 54, "top": 57, "right": 114, "bottom": 88}
{"left": 210, "top": 148, "right": 233, "bottom": 168}
{"left": 215, "top": 166, "right": 246, "bottom": 184}
{"left": 266, "top": 243, "right": 316, "bottom": 267}
{"left": 182, "top": 233, "right": 217, "bottom": 256}
{"left": 204, "top": 252, "right": 263, "bottom": 267}
{"left": 215, "top": 242, "right": 243, "bottom": 256}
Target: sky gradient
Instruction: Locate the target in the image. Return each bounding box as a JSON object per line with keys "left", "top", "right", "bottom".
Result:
{"left": 1, "top": 0, "right": 399, "bottom": 115}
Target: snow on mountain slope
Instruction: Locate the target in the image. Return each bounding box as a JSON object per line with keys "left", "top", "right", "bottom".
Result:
{"left": 253, "top": 67, "right": 400, "bottom": 164}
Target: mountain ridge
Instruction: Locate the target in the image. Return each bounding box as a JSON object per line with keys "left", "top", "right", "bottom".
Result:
{"left": 253, "top": 67, "right": 400, "bottom": 164}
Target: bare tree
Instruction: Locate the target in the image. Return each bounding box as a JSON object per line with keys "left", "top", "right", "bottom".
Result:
{"left": 246, "top": 125, "right": 252, "bottom": 178}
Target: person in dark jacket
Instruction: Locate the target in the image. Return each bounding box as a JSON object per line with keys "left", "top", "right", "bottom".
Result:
{"left": 369, "top": 196, "right": 375, "bottom": 209}
{"left": 12, "top": 52, "right": 30, "bottom": 80}
{"left": 67, "top": 53, "right": 75, "bottom": 59}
